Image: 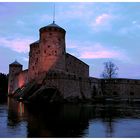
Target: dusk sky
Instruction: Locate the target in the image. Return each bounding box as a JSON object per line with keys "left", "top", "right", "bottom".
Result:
{"left": 0, "top": 2, "right": 140, "bottom": 78}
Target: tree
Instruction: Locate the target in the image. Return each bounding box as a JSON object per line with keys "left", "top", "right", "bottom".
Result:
{"left": 0, "top": 73, "right": 8, "bottom": 102}
{"left": 101, "top": 61, "right": 119, "bottom": 79}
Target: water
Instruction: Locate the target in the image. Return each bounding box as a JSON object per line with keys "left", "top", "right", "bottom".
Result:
{"left": 0, "top": 98, "right": 140, "bottom": 138}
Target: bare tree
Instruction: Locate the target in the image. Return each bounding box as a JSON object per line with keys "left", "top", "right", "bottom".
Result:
{"left": 101, "top": 61, "right": 119, "bottom": 79}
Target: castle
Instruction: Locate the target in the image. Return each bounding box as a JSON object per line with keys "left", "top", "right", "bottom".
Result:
{"left": 8, "top": 21, "right": 140, "bottom": 102}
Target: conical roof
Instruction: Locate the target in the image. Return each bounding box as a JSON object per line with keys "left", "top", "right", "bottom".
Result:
{"left": 40, "top": 21, "right": 65, "bottom": 32}
{"left": 10, "top": 60, "right": 22, "bottom": 66}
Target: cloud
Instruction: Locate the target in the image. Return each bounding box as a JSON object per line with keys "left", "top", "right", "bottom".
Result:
{"left": 56, "top": 3, "right": 93, "bottom": 22}
{"left": 67, "top": 41, "right": 129, "bottom": 61}
{"left": 94, "top": 14, "right": 111, "bottom": 26}
{"left": 0, "top": 36, "right": 34, "bottom": 53}
{"left": 90, "top": 13, "right": 114, "bottom": 32}
{"left": 79, "top": 49, "right": 118, "bottom": 59}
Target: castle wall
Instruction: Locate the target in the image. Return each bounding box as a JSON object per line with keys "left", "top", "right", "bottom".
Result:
{"left": 89, "top": 77, "right": 102, "bottom": 97}
{"left": 66, "top": 53, "right": 89, "bottom": 78}
{"left": 40, "top": 72, "right": 91, "bottom": 100}
{"left": 14, "top": 70, "right": 28, "bottom": 91}
{"left": 101, "top": 79, "right": 140, "bottom": 99}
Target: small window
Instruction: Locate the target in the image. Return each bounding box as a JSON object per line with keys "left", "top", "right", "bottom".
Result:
{"left": 130, "top": 92, "right": 134, "bottom": 96}
{"left": 113, "top": 91, "right": 118, "bottom": 96}
{"left": 44, "top": 50, "right": 46, "bottom": 53}
{"left": 48, "top": 45, "right": 50, "bottom": 48}
{"left": 33, "top": 66, "right": 34, "bottom": 70}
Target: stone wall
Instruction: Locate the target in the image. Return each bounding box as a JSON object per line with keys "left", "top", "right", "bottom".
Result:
{"left": 14, "top": 69, "right": 28, "bottom": 91}
{"left": 65, "top": 53, "right": 89, "bottom": 78}
{"left": 40, "top": 72, "right": 91, "bottom": 100}
{"left": 101, "top": 79, "right": 140, "bottom": 99}
{"left": 89, "top": 77, "right": 102, "bottom": 97}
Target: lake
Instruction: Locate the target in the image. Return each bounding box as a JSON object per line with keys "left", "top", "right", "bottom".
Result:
{"left": 0, "top": 98, "right": 140, "bottom": 138}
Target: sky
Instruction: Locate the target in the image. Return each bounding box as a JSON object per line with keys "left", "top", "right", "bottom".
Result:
{"left": 0, "top": 2, "right": 140, "bottom": 78}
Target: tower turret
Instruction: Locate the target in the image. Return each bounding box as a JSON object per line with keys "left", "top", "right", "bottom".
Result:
{"left": 8, "top": 60, "right": 22, "bottom": 94}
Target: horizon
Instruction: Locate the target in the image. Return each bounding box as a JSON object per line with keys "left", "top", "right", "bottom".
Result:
{"left": 0, "top": 2, "right": 140, "bottom": 79}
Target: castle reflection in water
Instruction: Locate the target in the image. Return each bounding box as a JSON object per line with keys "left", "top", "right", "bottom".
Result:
{"left": 4, "top": 98, "right": 140, "bottom": 138}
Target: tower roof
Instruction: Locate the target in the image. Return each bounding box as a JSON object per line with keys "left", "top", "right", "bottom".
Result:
{"left": 39, "top": 21, "right": 66, "bottom": 32}
{"left": 10, "top": 60, "right": 22, "bottom": 66}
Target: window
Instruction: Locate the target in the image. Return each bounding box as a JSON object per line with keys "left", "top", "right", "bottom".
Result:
{"left": 44, "top": 50, "right": 46, "bottom": 53}
{"left": 130, "top": 92, "right": 134, "bottom": 96}
{"left": 55, "top": 51, "right": 57, "bottom": 55}
{"left": 48, "top": 45, "right": 50, "bottom": 48}
{"left": 113, "top": 91, "right": 118, "bottom": 96}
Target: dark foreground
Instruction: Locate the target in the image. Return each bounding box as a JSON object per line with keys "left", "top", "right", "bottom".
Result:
{"left": 0, "top": 98, "right": 140, "bottom": 138}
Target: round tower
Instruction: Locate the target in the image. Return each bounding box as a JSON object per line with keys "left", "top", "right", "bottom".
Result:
{"left": 8, "top": 60, "right": 22, "bottom": 95}
{"left": 28, "top": 21, "right": 66, "bottom": 82}
{"left": 39, "top": 21, "right": 66, "bottom": 73}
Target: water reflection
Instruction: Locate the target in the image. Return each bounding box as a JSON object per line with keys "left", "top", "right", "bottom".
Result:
{"left": 1, "top": 98, "right": 140, "bottom": 137}
{"left": 26, "top": 104, "right": 90, "bottom": 137}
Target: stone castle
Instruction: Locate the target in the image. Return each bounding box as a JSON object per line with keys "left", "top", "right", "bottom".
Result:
{"left": 8, "top": 21, "right": 140, "bottom": 102}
